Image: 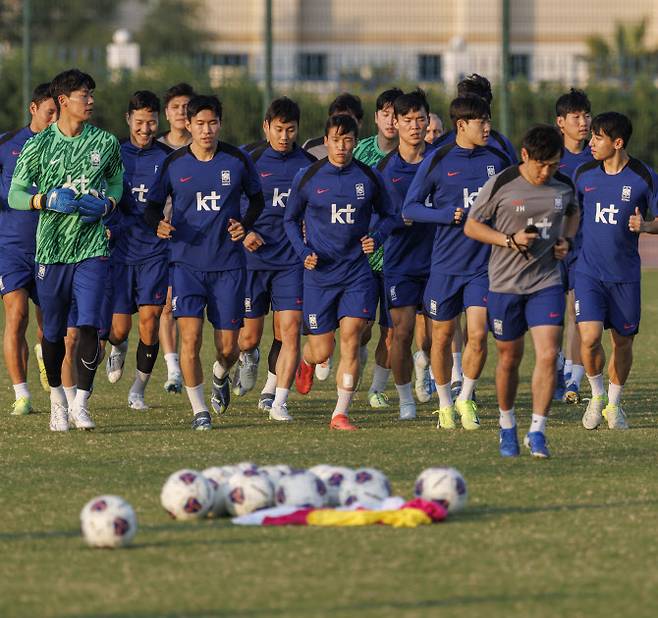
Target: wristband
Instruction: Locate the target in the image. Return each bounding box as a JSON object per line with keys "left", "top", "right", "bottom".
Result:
{"left": 30, "top": 193, "right": 45, "bottom": 210}
{"left": 505, "top": 234, "right": 513, "bottom": 249}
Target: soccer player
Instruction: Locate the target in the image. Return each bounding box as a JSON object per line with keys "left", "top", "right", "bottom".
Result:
{"left": 555, "top": 88, "right": 594, "bottom": 404}
{"left": 425, "top": 112, "right": 443, "bottom": 143}
{"left": 464, "top": 124, "right": 579, "bottom": 457}
{"left": 9, "top": 68, "right": 124, "bottom": 431}
{"left": 285, "top": 114, "right": 397, "bottom": 430}
{"left": 403, "top": 95, "right": 512, "bottom": 430}
{"left": 232, "top": 97, "right": 316, "bottom": 421}
{"left": 378, "top": 89, "right": 434, "bottom": 419}
{"left": 0, "top": 83, "right": 56, "bottom": 414}
{"left": 103, "top": 91, "right": 172, "bottom": 410}
{"left": 145, "top": 95, "right": 265, "bottom": 430}
{"left": 575, "top": 112, "right": 658, "bottom": 430}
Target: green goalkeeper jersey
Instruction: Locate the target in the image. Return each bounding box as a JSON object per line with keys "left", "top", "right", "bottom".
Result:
{"left": 10, "top": 122, "right": 124, "bottom": 264}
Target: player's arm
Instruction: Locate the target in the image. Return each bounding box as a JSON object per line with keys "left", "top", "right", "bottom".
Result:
{"left": 232, "top": 154, "right": 266, "bottom": 243}
{"left": 629, "top": 171, "right": 658, "bottom": 234}
{"left": 144, "top": 166, "right": 174, "bottom": 238}
{"left": 368, "top": 169, "right": 401, "bottom": 249}
{"left": 283, "top": 170, "right": 314, "bottom": 264}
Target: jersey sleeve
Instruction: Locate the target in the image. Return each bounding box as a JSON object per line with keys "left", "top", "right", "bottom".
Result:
{"left": 283, "top": 169, "right": 313, "bottom": 260}
{"left": 104, "top": 136, "right": 125, "bottom": 203}
{"left": 402, "top": 154, "right": 456, "bottom": 225}
{"left": 468, "top": 174, "right": 499, "bottom": 223}
{"left": 369, "top": 167, "right": 401, "bottom": 244}
{"left": 241, "top": 153, "right": 262, "bottom": 198}
{"left": 7, "top": 137, "right": 40, "bottom": 211}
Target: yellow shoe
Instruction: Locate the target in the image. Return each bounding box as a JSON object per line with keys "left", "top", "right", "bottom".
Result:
{"left": 433, "top": 405, "right": 456, "bottom": 429}
{"left": 34, "top": 343, "right": 50, "bottom": 392}
{"left": 11, "top": 396, "right": 33, "bottom": 416}
{"left": 455, "top": 399, "right": 481, "bottom": 430}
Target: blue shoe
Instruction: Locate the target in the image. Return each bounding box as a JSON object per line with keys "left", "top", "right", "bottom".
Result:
{"left": 564, "top": 371, "right": 572, "bottom": 385}
{"left": 553, "top": 370, "right": 566, "bottom": 401}
{"left": 192, "top": 411, "right": 212, "bottom": 431}
{"left": 499, "top": 427, "right": 520, "bottom": 457}
{"left": 524, "top": 432, "right": 550, "bottom": 458}
{"left": 211, "top": 372, "right": 231, "bottom": 415}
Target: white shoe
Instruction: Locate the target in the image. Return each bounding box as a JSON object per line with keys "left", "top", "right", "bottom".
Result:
{"left": 414, "top": 368, "right": 431, "bottom": 403}
{"left": 237, "top": 348, "right": 260, "bottom": 394}
{"left": 106, "top": 341, "right": 128, "bottom": 384}
{"left": 315, "top": 356, "right": 332, "bottom": 381}
{"left": 128, "top": 392, "right": 149, "bottom": 411}
{"left": 603, "top": 403, "right": 629, "bottom": 430}
{"left": 49, "top": 402, "right": 69, "bottom": 432}
{"left": 269, "top": 402, "right": 293, "bottom": 422}
{"left": 164, "top": 371, "right": 183, "bottom": 394}
{"left": 582, "top": 395, "right": 606, "bottom": 430}
{"left": 70, "top": 404, "right": 96, "bottom": 430}
{"left": 399, "top": 402, "right": 417, "bottom": 420}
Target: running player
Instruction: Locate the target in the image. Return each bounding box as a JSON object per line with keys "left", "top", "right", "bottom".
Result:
{"left": 575, "top": 112, "right": 658, "bottom": 430}
{"left": 403, "top": 94, "right": 512, "bottom": 430}
{"left": 285, "top": 114, "right": 397, "bottom": 430}
{"left": 464, "top": 124, "right": 579, "bottom": 457}
{"left": 425, "top": 113, "right": 443, "bottom": 143}
{"left": 0, "top": 83, "right": 56, "bottom": 414}
{"left": 145, "top": 95, "right": 264, "bottom": 430}
{"left": 9, "top": 68, "right": 124, "bottom": 432}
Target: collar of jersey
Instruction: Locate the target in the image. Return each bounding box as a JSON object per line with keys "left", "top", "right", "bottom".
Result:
{"left": 52, "top": 121, "right": 88, "bottom": 141}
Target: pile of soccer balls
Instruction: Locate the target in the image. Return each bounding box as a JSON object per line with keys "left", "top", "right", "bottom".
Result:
{"left": 79, "top": 463, "right": 467, "bottom": 548}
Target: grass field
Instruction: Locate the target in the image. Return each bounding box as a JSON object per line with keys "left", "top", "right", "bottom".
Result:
{"left": 2, "top": 273, "right": 658, "bottom": 618}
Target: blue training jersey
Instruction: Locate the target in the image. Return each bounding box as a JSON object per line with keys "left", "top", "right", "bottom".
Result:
{"left": 113, "top": 139, "right": 172, "bottom": 264}
{"left": 284, "top": 157, "right": 398, "bottom": 287}
{"left": 575, "top": 157, "right": 658, "bottom": 283}
{"left": 149, "top": 142, "right": 262, "bottom": 271}
{"left": 434, "top": 129, "right": 518, "bottom": 164}
{"left": 0, "top": 126, "right": 39, "bottom": 253}
{"left": 240, "top": 143, "right": 316, "bottom": 270}
{"left": 402, "top": 141, "right": 512, "bottom": 276}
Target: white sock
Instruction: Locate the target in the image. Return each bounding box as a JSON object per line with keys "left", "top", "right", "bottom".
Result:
{"left": 63, "top": 385, "right": 77, "bottom": 407}
{"left": 436, "top": 382, "right": 452, "bottom": 408}
{"left": 570, "top": 364, "right": 585, "bottom": 387}
{"left": 273, "top": 387, "right": 289, "bottom": 407}
{"left": 74, "top": 389, "right": 91, "bottom": 408}
{"left": 395, "top": 382, "right": 414, "bottom": 405}
{"left": 451, "top": 352, "right": 462, "bottom": 383}
{"left": 369, "top": 363, "right": 390, "bottom": 393}
{"left": 608, "top": 382, "right": 623, "bottom": 406}
{"left": 185, "top": 384, "right": 207, "bottom": 414}
{"left": 50, "top": 386, "right": 67, "bottom": 407}
{"left": 564, "top": 359, "right": 573, "bottom": 376}
{"left": 164, "top": 352, "right": 180, "bottom": 378}
{"left": 587, "top": 373, "right": 605, "bottom": 397}
{"left": 332, "top": 388, "right": 354, "bottom": 418}
{"left": 213, "top": 360, "right": 227, "bottom": 380}
{"left": 359, "top": 345, "right": 368, "bottom": 367}
{"left": 130, "top": 370, "right": 150, "bottom": 396}
{"left": 530, "top": 413, "right": 547, "bottom": 434}
{"left": 413, "top": 350, "right": 428, "bottom": 371}
{"left": 499, "top": 407, "right": 516, "bottom": 429}
{"left": 13, "top": 382, "right": 30, "bottom": 400}
{"left": 262, "top": 371, "right": 277, "bottom": 394}
{"left": 456, "top": 376, "right": 477, "bottom": 402}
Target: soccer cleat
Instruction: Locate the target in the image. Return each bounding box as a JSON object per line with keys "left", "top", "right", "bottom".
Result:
{"left": 164, "top": 371, "right": 183, "bottom": 394}
{"left": 582, "top": 394, "right": 606, "bottom": 430}
{"left": 433, "top": 405, "right": 457, "bottom": 429}
{"left": 414, "top": 368, "right": 431, "bottom": 403}
{"left": 315, "top": 356, "right": 332, "bottom": 381}
{"left": 49, "top": 402, "right": 69, "bottom": 432}
{"left": 231, "top": 365, "right": 247, "bottom": 396}
{"left": 106, "top": 341, "right": 128, "bottom": 384}
{"left": 563, "top": 382, "right": 581, "bottom": 404}
{"left": 329, "top": 414, "right": 358, "bottom": 431}
{"left": 450, "top": 380, "right": 462, "bottom": 400}
{"left": 602, "top": 404, "right": 629, "bottom": 430}
{"left": 127, "top": 392, "right": 149, "bottom": 411}
{"left": 455, "top": 399, "right": 481, "bottom": 430}
{"left": 524, "top": 432, "right": 550, "bottom": 458}
{"left": 368, "top": 391, "right": 390, "bottom": 409}
{"left": 269, "top": 402, "right": 293, "bottom": 422}
{"left": 34, "top": 343, "right": 50, "bottom": 392}
{"left": 211, "top": 374, "right": 231, "bottom": 415}
{"left": 191, "top": 411, "right": 212, "bottom": 431}
{"left": 499, "top": 427, "right": 520, "bottom": 457}
{"left": 295, "top": 360, "right": 315, "bottom": 395}
{"left": 553, "top": 369, "right": 567, "bottom": 401}
{"left": 258, "top": 392, "right": 275, "bottom": 411}
{"left": 237, "top": 348, "right": 260, "bottom": 395}
{"left": 69, "top": 404, "right": 96, "bottom": 430}
{"left": 399, "top": 402, "right": 417, "bottom": 420}
{"left": 11, "top": 396, "right": 33, "bottom": 416}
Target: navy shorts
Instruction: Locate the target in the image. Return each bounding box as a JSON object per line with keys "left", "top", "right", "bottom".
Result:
{"left": 112, "top": 259, "right": 168, "bottom": 314}
{"left": 574, "top": 272, "right": 640, "bottom": 336}
{"left": 424, "top": 271, "right": 489, "bottom": 322}
{"left": 488, "top": 284, "right": 565, "bottom": 341}
{"left": 0, "top": 250, "right": 39, "bottom": 305}
{"left": 98, "top": 266, "right": 114, "bottom": 341}
{"left": 371, "top": 272, "right": 392, "bottom": 329}
{"left": 384, "top": 273, "right": 427, "bottom": 311}
{"left": 36, "top": 256, "right": 110, "bottom": 341}
{"left": 170, "top": 263, "right": 245, "bottom": 331}
{"left": 245, "top": 266, "right": 303, "bottom": 318}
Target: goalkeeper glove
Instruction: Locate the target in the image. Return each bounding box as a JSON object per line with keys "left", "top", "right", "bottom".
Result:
{"left": 36, "top": 187, "right": 78, "bottom": 214}
{"left": 78, "top": 192, "right": 114, "bottom": 224}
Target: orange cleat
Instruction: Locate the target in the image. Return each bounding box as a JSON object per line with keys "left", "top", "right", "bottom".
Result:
{"left": 295, "top": 359, "right": 315, "bottom": 395}
{"left": 329, "top": 414, "right": 359, "bottom": 431}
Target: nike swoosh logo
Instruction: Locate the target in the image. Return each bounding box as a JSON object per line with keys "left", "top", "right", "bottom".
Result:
{"left": 584, "top": 187, "right": 596, "bottom": 192}
{"left": 549, "top": 312, "right": 560, "bottom": 318}
{"left": 447, "top": 171, "right": 460, "bottom": 177}
{"left": 260, "top": 172, "right": 273, "bottom": 177}
{"left": 11, "top": 150, "right": 20, "bottom": 156}
{"left": 180, "top": 176, "right": 192, "bottom": 183}
{"left": 50, "top": 158, "right": 60, "bottom": 165}
{"left": 317, "top": 188, "right": 329, "bottom": 194}
{"left": 392, "top": 177, "right": 402, "bottom": 183}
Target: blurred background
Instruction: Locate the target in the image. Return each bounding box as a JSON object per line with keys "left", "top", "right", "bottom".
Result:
{"left": 0, "top": 0, "right": 657, "bottom": 164}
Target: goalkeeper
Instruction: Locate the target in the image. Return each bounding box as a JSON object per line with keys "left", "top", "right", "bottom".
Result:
{"left": 9, "top": 69, "right": 124, "bottom": 432}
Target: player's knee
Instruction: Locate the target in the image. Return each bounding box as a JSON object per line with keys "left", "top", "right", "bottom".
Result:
{"left": 5, "top": 305, "right": 29, "bottom": 333}
{"left": 239, "top": 332, "right": 260, "bottom": 351}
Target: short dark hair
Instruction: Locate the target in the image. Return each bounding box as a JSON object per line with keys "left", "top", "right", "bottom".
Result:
{"left": 521, "top": 124, "right": 564, "bottom": 161}
{"left": 555, "top": 88, "right": 591, "bottom": 117}
{"left": 376, "top": 87, "right": 404, "bottom": 112}
{"left": 457, "top": 74, "right": 492, "bottom": 105}
{"left": 449, "top": 94, "right": 491, "bottom": 126}
{"left": 186, "top": 94, "right": 222, "bottom": 122}
{"left": 328, "top": 93, "right": 364, "bottom": 121}
{"left": 265, "top": 96, "right": 300, "bottom": 125}
{"left": 591, "top": 112, "right": 632, "bottom": 148}
{"left": 128, "top": 90, "right": 160, "bottom": 115}
{"left": 324, "top": 114, "right": 359, "bottom": 139}
{"left": 31, "top": 83, "right": 52, "bottom": 106}
{"left": 163, "top": 82, "right": 195, "bottom": 107}
{"left": 394, "top": 88, "right": 430, "bottom": 117}
{"left": 49, "top": 69, "right": 95, "bottom": 112}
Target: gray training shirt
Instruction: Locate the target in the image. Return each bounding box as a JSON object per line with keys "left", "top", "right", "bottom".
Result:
{"left": 468, "top": 166, "right": 577, "bottom": 295}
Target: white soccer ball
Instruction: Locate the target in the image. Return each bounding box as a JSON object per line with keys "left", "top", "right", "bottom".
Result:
{"left": 160, "top": 469, "right": 213, "bottom": 520}
{"left": 259, "top": 465, "right": 287, "bottom": 484}
{"left": 226, "top": 469, "right": 274, "bottom": 516}
{"left": 339, "top": 467, "right": 392, "bottom": 508}
{"left": 202, "top": 465, "right": 238, "bottom": 518}
{"left": 274, "top": 471, "right": 327, "bottom": 508}
{"left": 310, "top": 465, "right": 355, "bottom": 506}
{"left": 80, "top": 495, "right": 137, "bottom": 548}
{"left": 236, "top": 461, "right": 259, "bottom": 472}
{"left": 414, "top": 467, "right": 468, "bottom": 513}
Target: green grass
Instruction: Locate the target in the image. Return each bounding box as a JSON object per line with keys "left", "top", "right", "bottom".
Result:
{"left": 3, "top": 274, "right": 658, "bottom": 618}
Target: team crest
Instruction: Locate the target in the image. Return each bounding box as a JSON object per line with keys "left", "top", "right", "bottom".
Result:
{"left": 221, "top": 170, "right": 231, "bottom": 186}
{"left": 554, "top": 196, "right": 563, "bottom": 210}
{"left": 429, "top": 299, "right": 437, "bottom": 316}
{"left": 487, "top": 165, "right": 496, "bottom": 177}
{"left": 171, "top": 296, "right": 178, "bottom": 311}
{"left": 244, "top": 297, "right": 252, "bottom": 312}
{"left": 90, "top": 150, "right": 101, "bottom": 168}
{"left": 621, "top": 186, "right": 632, "bottom": 202}
{"left": 309, "top": 314, "right": 318, "bottom": 329}
{"left": 493, "top": 319, "right": 503, "bottom": 337}
{"left": 355, "top": 183, "right": 365, "bottom": 199}
{"left": 0, "top": 276, "right": 4, "bottom": 291}
{"left": 37, "top": 264, "right": 46, "bottom": 280}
